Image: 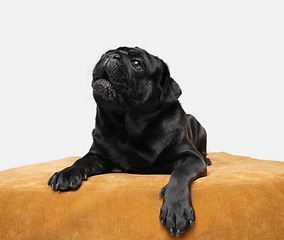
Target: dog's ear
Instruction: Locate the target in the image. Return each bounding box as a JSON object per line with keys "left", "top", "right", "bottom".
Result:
{"left": 160, "top": 62, "right": 182, "bottom": 106}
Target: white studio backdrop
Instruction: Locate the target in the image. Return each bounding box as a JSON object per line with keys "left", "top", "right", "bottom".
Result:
{"left": 0, "top": 1, "right": 283, "bottom": 171}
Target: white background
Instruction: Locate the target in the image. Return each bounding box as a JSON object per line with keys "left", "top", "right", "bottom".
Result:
{"left": 0, "top": 1, "right": 283, "bottom": 171}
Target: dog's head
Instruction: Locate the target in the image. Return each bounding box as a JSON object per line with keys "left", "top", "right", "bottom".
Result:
{"left": 92, "top": 47, "right": 181, "bottom": 112}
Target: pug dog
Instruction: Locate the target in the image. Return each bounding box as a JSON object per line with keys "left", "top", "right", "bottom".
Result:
{"left": 48, "top": 47, "right": 212, "bottom": 237}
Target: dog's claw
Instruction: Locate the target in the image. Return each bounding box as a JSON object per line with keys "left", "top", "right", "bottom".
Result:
{"left": 161, "top": 219, "right": 165, "bottom": 226}
{"left": 159, "top": 187, "right": 166, "bottom": 197}
{"left": 190, "top": 220, "right": 194, "bottom": 228}
{"left": 170, "top": 229, "right": 174, "bottom": 237}
{"left": 70, "top": 182, "right": 78, "bottom": 189}
{"left": 55, "top": 183, "right": 60, "bottom": 190}
{"left": 176, "top": 229, "right": 181, "bottom": 237}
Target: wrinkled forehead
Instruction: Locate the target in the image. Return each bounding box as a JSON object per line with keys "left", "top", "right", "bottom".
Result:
{"left": 115, "top": 46, "right": 152, "bottom": 57}
{"left": 104, "top": 47, "right": 161, "bottom": 67}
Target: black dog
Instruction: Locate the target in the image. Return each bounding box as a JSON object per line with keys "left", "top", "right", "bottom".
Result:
{"left": 48, "top": 47, "right": 212, "bottom": 237}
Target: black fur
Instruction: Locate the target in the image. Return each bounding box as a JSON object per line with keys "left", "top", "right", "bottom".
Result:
{"left": 48, "top": 47, "right": 212, "bottom": 237}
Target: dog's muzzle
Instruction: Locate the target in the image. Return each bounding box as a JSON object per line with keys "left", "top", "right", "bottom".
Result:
{"left": 92, "top": 79, "right": 117, "bottom": 100}
{"left": 92, "top": 52, "right": 132, "bottom": 101}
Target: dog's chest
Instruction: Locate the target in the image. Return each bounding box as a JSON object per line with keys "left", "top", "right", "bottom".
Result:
{"left": 94, "top": 128, "right": 168, "bottom": 171}
{"left": 92, "top": 106, "right": 186, "bottom": 172}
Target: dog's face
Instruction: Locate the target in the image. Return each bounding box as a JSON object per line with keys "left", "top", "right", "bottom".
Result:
{"left": 92, "top": 47, "right": 182, "bottom": 112}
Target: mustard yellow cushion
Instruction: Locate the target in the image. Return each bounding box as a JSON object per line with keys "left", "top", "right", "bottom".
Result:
{"left": 0, "top": 152, "right": 283, "bottom": 239}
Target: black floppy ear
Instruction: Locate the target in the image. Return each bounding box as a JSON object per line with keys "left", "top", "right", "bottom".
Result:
{"left": 160, "top": 63, "right": 182, "bottom": 106}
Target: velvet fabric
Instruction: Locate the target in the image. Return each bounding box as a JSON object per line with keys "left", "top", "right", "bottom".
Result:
{"left": 0, "top": 152, "right": 283, "bottom": 239}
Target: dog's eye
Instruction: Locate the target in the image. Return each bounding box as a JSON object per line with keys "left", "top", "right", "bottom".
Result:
{"left": 131, "top": 61, "right": 142, "bottom": 71}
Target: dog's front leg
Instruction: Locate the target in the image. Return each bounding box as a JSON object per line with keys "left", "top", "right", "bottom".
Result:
{"left": 48, "top": 152, "right": 112, "bottom": 191}
{"left": 159, "top": 154, "right": 207, "bottom": 237}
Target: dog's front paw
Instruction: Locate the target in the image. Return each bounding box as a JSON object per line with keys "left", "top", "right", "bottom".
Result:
{"left": 159, "top": 186, "right": 195, "bottom": 237}
{"left": 48, "top": 166, "right": 87, "bottom": 191}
